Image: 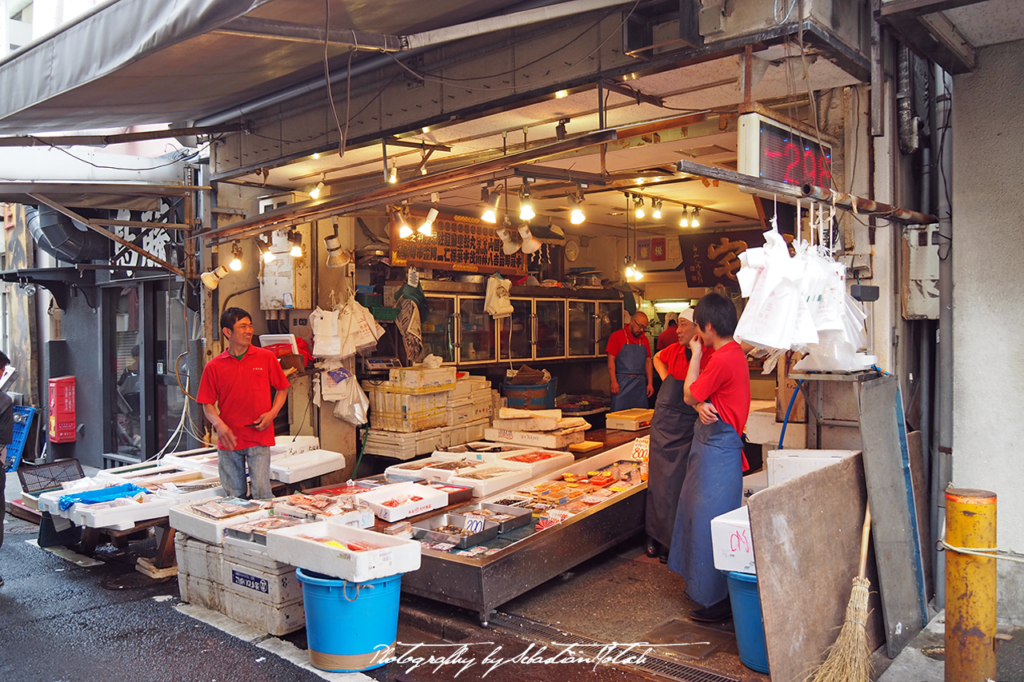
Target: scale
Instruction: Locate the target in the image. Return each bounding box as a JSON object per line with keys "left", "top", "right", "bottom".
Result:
{"left": 358, "top": 356, "right": 402, "bottom": 377}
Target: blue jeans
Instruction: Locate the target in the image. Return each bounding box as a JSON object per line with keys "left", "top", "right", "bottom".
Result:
{"left": 218, "top": 446, "right": 272, "bottom": 500}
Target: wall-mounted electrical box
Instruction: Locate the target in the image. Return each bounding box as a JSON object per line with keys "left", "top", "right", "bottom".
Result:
{"left": 904, "top": 224, "right": 939, "bottom": 320}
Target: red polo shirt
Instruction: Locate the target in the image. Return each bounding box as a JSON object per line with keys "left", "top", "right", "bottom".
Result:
{"left": 658, "top": 343, "right": 715, "bottom": 381}
{"left": 656, "top": 324, "right": 679, "bottom": 351}
{"left": 606, "top": 327, "right": 650, "bottom": 358}
{"left": 689, "top": 340, "right": 751, "bottom": 440}
{"left": 197, "top": 345, "right": 290, "bottom": 449}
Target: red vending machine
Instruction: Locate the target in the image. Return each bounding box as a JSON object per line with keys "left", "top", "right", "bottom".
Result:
{"left": 48, "top": 376, "right": 76, "bottom": 443}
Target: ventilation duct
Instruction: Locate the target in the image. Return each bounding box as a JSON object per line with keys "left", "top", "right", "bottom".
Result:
{"left": 26, "top": 205, "right": 112, "bottom": 263}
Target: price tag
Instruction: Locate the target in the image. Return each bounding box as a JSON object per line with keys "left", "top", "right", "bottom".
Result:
{"left": 631, "top": 436, "right": 650, "bottom": 461}
{"left": 464, "top": 517, "right": 485, "bottom": 534}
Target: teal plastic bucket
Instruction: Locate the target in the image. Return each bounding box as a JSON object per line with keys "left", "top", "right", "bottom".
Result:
{"left": 725, "top": 571, "right": 769, "bottom": 673}
{"left": 296, "top": 568, "right": 402, "bottom": 672}
{"left": 501, "top": 379, "right": 557, "bottom": 409}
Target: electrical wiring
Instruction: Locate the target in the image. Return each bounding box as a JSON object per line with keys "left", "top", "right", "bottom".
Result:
{"left": 324, "top": 0, "right": 347, "bottom": 159}
{"left": 27, "top": 135, "right": 217, "bottom": 171}
{"left": 774, "top": 0, "right": 798, "bottom": 24}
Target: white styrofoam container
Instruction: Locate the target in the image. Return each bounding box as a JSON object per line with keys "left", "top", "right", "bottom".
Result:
{"left": 497, "top": 451, "right": 575, "bottom": 478}
{"left": 223, "top": 534, "right": 292, "bottom": 567}
{"left": 223, "top": 560, "right": 302, "bottom": 605}
{"left": 354, "top": 482, "right": 448, "bottom": 522}
{"left": 168, "top": 506, "right": 272, "bottom": 545}
{"left": 745, "top": 404, "right": 807, "bottom": 447}
{"left": 159, "top": 449, "right": 219, "bottom": 476}
{"left": 270, "top": 449, "right": 346, "bottom": 483}
{"left": 741, "top": 469, "right": 769, "bottom": 506}
{"left": 265, "top": 520, "right": 421, "bottom": 582}
{"left": 446, "top": 467, "right": 534, "bottom": 498}
{"left": 484, "top": 427, "right": 586, "bottom": 449}
{"left": 96, "top": 463, "right": 185, "bottom": 484}
{"left": 364, "top": 428, "right": 445, "bottom": 460}
{"left": 415, "top": 458, "right": 489, "bottom": 483}
{"left": 766, "top": 449, "right": 859, "bottom": 486}
{"left": 270, "top": 435, "right": 320, "bottom": 458}
{"left": 223, "top": 588, "right": 304, "bottom": 636}
{"left": 178, "top": 573, "right": 225, "bottom": 612}
{"left": 711, "top": 505, "right": 756, "bottom": 574}
{"left": 68, "top": 495, "right": 173, "bottom": 531}
{"left": 364, "top": 382, "right": 450, "bottom": 432}
{"left": 388, "top": 365, "right": 457, "bottom": 392}
{"left": 175, "top": 534, "right": 224, "bottom": 583}
{"left": 272, "top": 501, "right": 374, "bottom": 529}
{"left": 37, "top": 479, "right": 105, "bottom": 517}
{"left": 154, "top": 478, "right": 225, "bottom": 503}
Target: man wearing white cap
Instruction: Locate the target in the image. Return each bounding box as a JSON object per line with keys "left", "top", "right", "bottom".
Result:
{"left": 645, "top": 308, "right": 711, "bottom": 561}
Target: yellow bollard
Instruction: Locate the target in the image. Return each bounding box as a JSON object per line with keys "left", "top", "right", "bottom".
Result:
{"left": 945, "top": 488, "right": 997, "bottom": 682}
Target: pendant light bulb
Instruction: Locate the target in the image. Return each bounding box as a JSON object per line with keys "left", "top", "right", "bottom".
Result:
{"left": 569, "top": 193, "right": 585, "bottom": 225}
{"left": 419, "top": 207, "right": 438, "bottom": 237}
{"left": 481, "top": 190, "right": 501, "bottom": 224}
{"left": 519, "top": 183, "right": 535, "bottom": 222}
{"left": 256, "top": 236, "right": 275, "bottom": 264}
{"left": 228, "top": 242, "right": 243, "bottom": 271}
{"left": 680, "top": 206, "right": 689, "bottom": 228}
{"left": 287, "top": 230, "right": 303, "bottom": 258}
{"left": 388, "top": 162, "right": 397, "bottom": 184}
{"left": 652, "top": 200, "right": 662, "bottom": 220}
{"left": 395, "top": 209, "right": 413, "bottom": 239}
{"left": 310, "top": 179, "right": 324, "bottom": 200}
{"left": 691, "top": 207, "right": 701, "bottom": 228}
{"left": 634, "top": 197, "right": 645, "bottom": 219}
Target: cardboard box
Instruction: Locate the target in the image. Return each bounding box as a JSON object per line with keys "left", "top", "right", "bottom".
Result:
{"left": 711, "top": 506, "right": 756, "bottom": 574}
{"left": 605, "top": 409, "right": 654, "bottom": 431}
{"left": 266, "top": 519, "right": 421, "bottom": 582}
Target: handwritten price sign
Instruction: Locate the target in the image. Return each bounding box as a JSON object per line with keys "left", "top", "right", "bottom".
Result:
{"left": 631, "top": 436, "right": 650, "bottom": 461}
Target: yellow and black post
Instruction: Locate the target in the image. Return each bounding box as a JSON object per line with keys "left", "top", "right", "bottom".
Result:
{"left": 945, "top": 487, "right": 997, "bottom": 682}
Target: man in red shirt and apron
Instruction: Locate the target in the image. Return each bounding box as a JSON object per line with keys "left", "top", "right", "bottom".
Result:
{"left": 197, "top": 308, "right": 291, "bottom": 500}
{"left": 606, "top": 312, "right": 653, "bottom": 411}
{"left": 668, "top": 293, "right": 751, "bottom": 622}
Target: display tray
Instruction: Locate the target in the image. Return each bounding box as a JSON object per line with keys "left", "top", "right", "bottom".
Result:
{"left": 412, "top": 513, "right": 500, "bottom": 549}
{"left": 451, "top": 502, "right": 532, "bottom": 534}
{"left": 432, "top": 442, "right": 533, "bottom": 462}
{"left": 415, "top": 480, "right": 475, "bottom": 505}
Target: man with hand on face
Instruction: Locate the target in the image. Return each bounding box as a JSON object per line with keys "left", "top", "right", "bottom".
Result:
{"left": 197, "top": 307, "right": 291, "bottom": 500}
{"left": 667, "top": 292, "right": 751, "bottom": 623}
{"left": 606, "top": 311, "right": 654, "bottom": 411}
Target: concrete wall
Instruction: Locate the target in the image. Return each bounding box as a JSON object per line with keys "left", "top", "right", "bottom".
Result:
{"left": 952, "top": 39, "right": 1024, "bottom": 622}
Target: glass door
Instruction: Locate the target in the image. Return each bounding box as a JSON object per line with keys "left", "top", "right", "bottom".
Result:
{"left": 155, "top": 283, "right": 190, "bottom": 452}
{"left": 421, "top": 295, "right": 456, "bottom": 363}
{"left": 499, "top": 299, "right": 534, "bottom": 362}
{"left": 457, "top": 296, "right": 496, "bottom": 364}
{"left": 567, "top": 300, "right": 596, "bottom": 357}
{"left": 534, "top": 299, "right": 566, "bottom": 359}
{"left": 112, "top": 286, "right": 142, "bottom": 458}
{"left": 597, "top": 301, "right": 624, "bottom": 356}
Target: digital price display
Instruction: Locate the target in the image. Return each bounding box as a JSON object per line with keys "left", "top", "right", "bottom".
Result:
{"left": 737, "top": 113, "right": 832, "bottom": 191}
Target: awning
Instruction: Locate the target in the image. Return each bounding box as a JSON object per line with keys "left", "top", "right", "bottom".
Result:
{"left": 0, "top": 0, "right": 511, "bottom": 135}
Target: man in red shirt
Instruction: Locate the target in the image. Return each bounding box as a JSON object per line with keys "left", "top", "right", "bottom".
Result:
{"left": 667, "top": 292, "right": 751, "bottom": 622}
{"left": 656, "top": 312, "right": 679, "bottom": 351}
{"left": 197, "top": 308, "right": 291, "bottom": 499}
{"left": 606, "top": 312, "right": 653, "bottom": 411}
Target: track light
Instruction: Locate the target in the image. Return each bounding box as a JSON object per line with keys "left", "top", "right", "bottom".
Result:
{"left": 256, "top": 236, "right": 275, "bottom": 264}
{"left": 691, "top": 207, "right": 701, "bottom": 228}
{"left": 624, "top": 261, "right": 644, "bottom": 281}
{"left": 324, "top": 233, "right": 349, "bottom": 268}
{"left": 388, "top": 161, "right": 398, "bottom": 184}
{"left": 419, "top": 207, "right": 438, "bottom": 237}
{"left": 481, "top": 188, "right": 501, "bottom": 224}
{"left": 518, "top": 224, "right": 542, "bottom": 254}
{"left": 287, "top": 230, "right": 303, "bottom": 258}
{"left": 496, "top": 226, "right": 520, "bottom": 255}
{"left": 228, "top": 242, "right": 243, "bottom": 271}
{"left": 201, "top": 265, "right": 229, "bottom": 290}
{"left": 519, "top": 183, "right": 535, "bottom": 222}
{"left": 634, "top": 196, "right": 645, "bottom": 219}
{"left": 652, "top": 199, "right": 662, "bottom": 220}
{"left": 310, "top": 179, "right": 325, "bottom": 200}
{"left": 680, "top": 206, "right": 689, "bottom": 228}
{"left": 569, "top": 193, "right": 585, "bottom": 225}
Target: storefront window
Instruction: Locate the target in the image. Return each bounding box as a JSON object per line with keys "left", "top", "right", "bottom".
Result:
{"left": 112, "top": 286, "right": 141, "bottom": 457}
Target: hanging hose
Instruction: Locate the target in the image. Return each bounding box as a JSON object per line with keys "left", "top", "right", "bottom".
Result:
{"left": 778, "top": 379, "right": 804, "bottom": 450}
{"left": 352, "top": 425, "right": 368, "bottom": 478}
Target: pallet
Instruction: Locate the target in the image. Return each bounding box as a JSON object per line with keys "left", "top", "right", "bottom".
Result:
{"left": 7, "top": 498, "right": 42, "bottom": 524}
{"left": 136, "top": 556, "right": 178, "bottom": 579}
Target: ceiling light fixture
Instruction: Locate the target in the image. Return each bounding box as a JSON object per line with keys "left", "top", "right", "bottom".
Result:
{"left": 497, "top": 224, "right": 520, "bottom": 255}
{"left": 652, "top": 199, "right": 663, "bottom": 220}
{"left": 519, "top": 224, "right": 542, "bottom": 254}
{"left": 634, "top": 196, "right": 645, "bottom": 219}
{"left": 419, "top": 207, "right": 438, "bottom": 237}
{"left": 481, "top": 187, "right": 501, "bottom": 223}
{"left": 287, "top": 230, "right": 303, "bottom": 258}
{"left": 519, "top": 182, "right": 535, "bottom": 222}
{"left": 228, "top": 242, "right": 243, "bottom": 271}
{"left": 569, "top": 192, "right": 586, "bottom": 225}
{"left": 310, "top": 177, "right": 325, "bottom": 200}
{"left": 395, "top": 210, "right": 414, "bottom": 239}
{"left": 256, "top": 236, "right": 275, "bottom": 264}
{"left": 324, "top": 220, "right": 349, "bottom": 268}
{"left": 555, "top": 90, "right": 568, "bottom": 99}
{"left": 388, "top": 161, "right": 398, "bottom": 184}
{"left": 679, "top": 206, "right": 690, "bottom": 228}
{"left": 691, "top": 207, "right": 701, "bottom": 228}
{"left": 312, "top": 153, "right": 320, "bottom": 160}
{"left": 200, "top": 265, "right": 230, "bottom": 290}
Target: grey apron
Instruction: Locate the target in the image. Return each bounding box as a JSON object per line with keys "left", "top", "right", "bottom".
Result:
{"left": 611, "top": 340, "right": 648, "bottom": 412}
{"left": 645, "top": 374, "right": 698, "bottom": 548}
{"left": 666, "top": 417, "right": 744, "bottom": 607}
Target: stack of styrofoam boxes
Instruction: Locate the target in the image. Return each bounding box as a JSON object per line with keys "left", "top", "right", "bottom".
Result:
{"left": 220, "top": 536, "right": 305, "bottom": 636}
{"left": 363, "top": 365, "right": 457, "bottom": 459}
{"left": 765, "top": 449, "right": 859, "bottom": 486}
{"left": 175, "top": 533, "right": 227, "bottom": 612}
{"left": 443, "top": 373, "right": 493, "bottom": 448}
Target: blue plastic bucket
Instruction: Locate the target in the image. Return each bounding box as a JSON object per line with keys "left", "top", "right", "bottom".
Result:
{"left": 501, "top": 379, "right": 557, "bottom": 409}
{"left": 296, "top": 568, "right": 402, "bottom": 672}
{"left": 725, "top": 570, "right": 769, "bottom": 673}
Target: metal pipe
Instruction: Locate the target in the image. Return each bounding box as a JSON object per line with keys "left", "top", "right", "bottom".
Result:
{"left": 0, "top": 123, "right": 245, "bottom": 147}
{"left": 800, "top": 183, "right": 937, "bottom": 225}
{"left": 897, "top": 44, "right": 918, "bottom": 154}
{"left": 195, "top": 0, "right": 575, "bottom": 128}
{"left": 934, "top": 64, "right": 954, "bottom": 608}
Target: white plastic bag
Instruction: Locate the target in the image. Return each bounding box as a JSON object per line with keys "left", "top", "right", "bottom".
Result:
{"left": 338, "top": 299, "right": 384, "bottom": 357}
{"left": 484, "top": 276, "right": 513, "bottom": 318}
{"left": 309, "top": 308, "right": 342, "bottom": 357}
{"left": 320, "top": 361, "right": 353, "bottom": 402}
{"left": 332, "top": 375, "right": 369, "bottom": 426}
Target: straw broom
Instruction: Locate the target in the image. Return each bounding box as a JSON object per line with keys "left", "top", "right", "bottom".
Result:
{"left": 805, "top": 504, "right": 873, "bottom": 682}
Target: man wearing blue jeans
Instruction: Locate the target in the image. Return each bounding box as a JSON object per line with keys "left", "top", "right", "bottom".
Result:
{"left": 198, "top": 308, "right": 290, "bottom": 499}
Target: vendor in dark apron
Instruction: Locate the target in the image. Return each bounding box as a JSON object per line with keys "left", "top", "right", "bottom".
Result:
{"left": 606, "top": 313, "right": 652, "bottom": 412}
{"left": 645, "top": 373, "right": 698, "bottom": 559}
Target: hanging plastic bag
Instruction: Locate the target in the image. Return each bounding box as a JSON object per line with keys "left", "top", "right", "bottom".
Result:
{"left": 320, "top": 361, "right": 353, "bottom": 402}
{"left": 309, "top": 307, "right": 342, "bottom": 357}
{"left": 484, "top": 276, "right": 513, "bottom": 318}
{"left": 338, "top": 299, "right": 384, "bottom": 357}
{"left": 332, "top": 375, "right": 369, "bottom": 426}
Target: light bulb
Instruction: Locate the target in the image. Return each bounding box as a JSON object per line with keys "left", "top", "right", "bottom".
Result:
{"left": 263, "top": 250, "right": 275, "bottom": 264}
{"left": 229, "top": 256, "right": 242, "bottom": 271}
{"left": 519, "top": 184, "right": 534, "bottom": 221}
{"left": 288, "top": 231, "right": 303, "bottom": 258}
{"left": 652, "top": 201, "right": 662, "bottom": 220}
{"left": 310, "top": 180, "right": 324, "bottom": 200}
{"left": 481, "top": 190, "right": 500, "bottom": 224}
{"left": 633, "top": 268, "right": 644, "bottom": 281}
{"left": 228, "top": 243, "right": 243, "bottom": 271}
{"left": 634, "top": 198, "right": 645, "bottom": 219}
{"left": 571, "top": 208, "right": 585, "bottom": 225}
{"left": 290, "top": 244, "right": 302, "bottom": 257}
{"left": 388, "top": 165, "right": 397, "bottom": 184}
{"left": 419, "top": 208, "right": 438, "bottom": 236}
{"left": 520, "top": 204, "right": 535, "bottom": 221}
{"left": 399, "top": 224, "right": 413, "bottom": 239}
{"left": 680, "top": 207, "right": 689, "bottom": 228}
{"left": 691, "top": 209, "right": 700, "bottom": 228}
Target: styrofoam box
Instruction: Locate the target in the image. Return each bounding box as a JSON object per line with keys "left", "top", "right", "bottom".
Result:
{"left": 497, "top": 451, "right": 575, "bottom": 478}
{"left": 766, "top": 449, "right": 859, "bottom": 486}
{"left": 266, "top": 520, "right": 421, "bottom": 582}
{"left": 711, "top": 506, "right": 756, "bottom": 574}
{"left": 355, "top": 482, "right": 448, "bottom": 522}
{"left": 178, "top": 573, "right": 225, "bottom": 612}
{"left": 273, "top": 501, "right": 375, "bottom": 529}
{"left": 270, "top": 449, "right": 346, "bottom": 483}
{"left": 37, "top": 478, "right": 105, "bottom": 517}
{"left": 68, "top": 495, "right": 173, "bottom": 531}
{"left": 364, "top": 428, "right": 444, "bottom": 460}
{"left": 413, "top": 458, "right": 488, "bottom": 483}
{"left": 154, "top": 478, "right": 225, "bottom": 503}
{"left": 388, "top": 365, "right": 457, "bottom": 391}
{"left": 175, "top": 534, "right": 224, "bottom": 583}
{"left": 169, "top": 506, "right": 272, "bottom": 545}
{"left": 159, "top": 448, "right": 218, "bottom": 475}
{"left": 484, "top": 427, "right": 586, "bottom": 449}
{"left": 447, "top": 467, "right": 534, "bottom": 498}
{"left": 223, "top": 588, "right": 304, "bottom": 636}
{"left": 223, "top": 559, "right": 302, "bottom": 605}
{"left": 741, "top": 470, "right": 768, "bottom": 507}
{"left": 223, "top": 534, "right": 293, "bottom": 567}
{"left": 271, "top": 435, "right": 320, "bottom": 458}
{"left": 433, "top": 443, "right": 535, "bottom": 462}
{"left": 96, "top": 463, "right": 185, "bottom": 484}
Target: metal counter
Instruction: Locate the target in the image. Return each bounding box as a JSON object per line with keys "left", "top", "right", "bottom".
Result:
{"left": 401, "top": 444, "right": 646, "bottom": 626}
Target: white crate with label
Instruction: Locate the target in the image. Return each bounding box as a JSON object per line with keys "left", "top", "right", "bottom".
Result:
{"left": 169, "top": 505, "right": 272, "bottom": 545}
{"left": 223, "top": 589, "right": 304, "bottom": 636}
{"left": 355, "top": 482, "right": 447, "bottom": 522}
{"left": 711, "top": 506, "right": 756, "bottom": 574}
{"left": 222, "top": 559, "right": 302, "bottom": 606}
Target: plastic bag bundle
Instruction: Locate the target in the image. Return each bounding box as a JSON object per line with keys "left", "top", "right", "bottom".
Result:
{"left": 337, "top": 299, "right": 385, "bottom": 358}
{"left": 484, "top": 276, "right": 514, "bottom": 318}
{"left": 309, "top": 307, "right": 341, "bottom": 357}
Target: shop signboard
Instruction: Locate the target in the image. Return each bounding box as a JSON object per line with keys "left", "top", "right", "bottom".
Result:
{"left": 390, "top": 209, "right": 526, "bottom": 275}
{"left": 679, "top": 228, "right": 797, "bottom": 290}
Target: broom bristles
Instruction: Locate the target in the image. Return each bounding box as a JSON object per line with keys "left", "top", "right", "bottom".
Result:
{"left": 804, "top": 577, "right": 873, "bottom": 682}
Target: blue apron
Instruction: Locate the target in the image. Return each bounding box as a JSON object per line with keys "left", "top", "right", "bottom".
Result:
{"left": 666, "top": 416, "right": 744, "bottom": 607}
{"left": 611, "top": 340, "right": 648, "bottom": 412}
{"left": 645, "top": 375, "right": 698, "bottom": 548}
